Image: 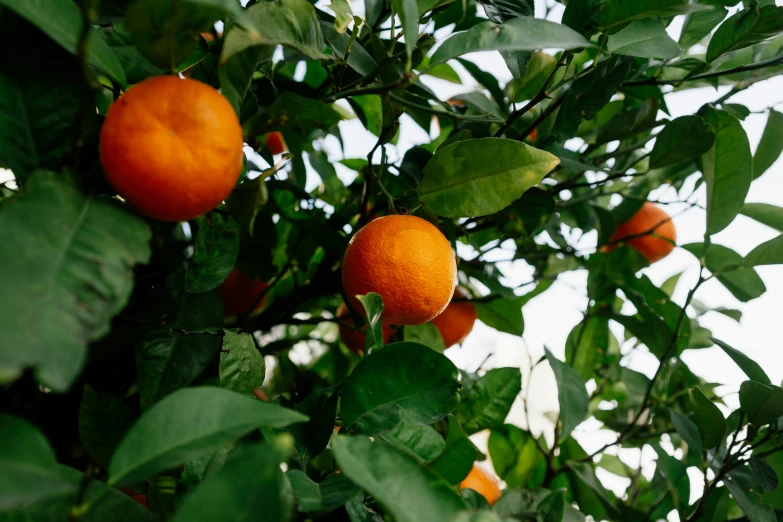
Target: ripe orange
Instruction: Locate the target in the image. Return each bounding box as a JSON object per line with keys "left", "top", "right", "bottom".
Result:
{"left": 265, "top": 132, "right": 287, "bottom": 155}
{"left": 341, "top": 215, "right": 457, "bottom": 325}
{"left": 336, "top": 302, "right": 394, "bottom": 354}
{"left": 218, "top": 269, "right": 269, "bottom": 318}
{"left": 529, "top": 127, "right": 538, "bottom": 142}
{"left": 460, "top": 464, "right": 502, "bottom": 506}
{"left": 99, "top": 75, "right": 244, "bottom": 222}
{"left": 606, "top": 202, "right": 677, "bottom": 263}
{"left": 431, "top": 288, "right": 477, "bottom": 348}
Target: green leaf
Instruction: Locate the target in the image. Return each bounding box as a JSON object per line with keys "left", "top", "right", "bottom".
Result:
{"left": 171, "top": 440, "right": 293, "bottom": 522}
{"left": 0, "top": 415, "right": 77, "bottom": 511}
{"left": 742, "top": 202, "right": 783, "bottom": 232}
{"left": 243, "top": 91, "right": 342, "bottom": 138}
{"left": 669, "top": 409, "right": 703, "bottom": 454}
{"left": 600, "top": 0, "right": 709, "bottom": 32}
{"left": 706, "top": 5, "right": 783, "bottom": 62}
{"left": 682, "top": 243, "right": 766, "bottom": 302}
{"left": 745, "top": 234, "right": 783, "bottom": 267}
{"left": 108, "top": 387, "right": 307, "bottom": 486}
{"left": 357, "top": 292, "right": 385, "bottom": 354}
{"left": 475, "top": 296, "right": 525, "bottom": 337}
{"left": 329, "top": 0, "right": 353, "bottom": 33}
{"left": 186, "top": 214, "right": 240, "bottom": 293}
{"left": 661, "top": 272, "right": 682, "bottom": 297}
{"left": 545, "top": 348, "right": 589, "bottom": 442}
{"left": 488, "top": 424, "right": 542, "bottom": 488}
{"left": 290, "top": 386, "right": 339, "bottom": 459}
{"left": 538, "top": 489, "right": 566, "bottom": 522}
{"left": 288, "top": 470, "right": 361, "bottom": 513}
{"left": 380, "top": 422, "right": 446, "bottom": 463}
{"left": 221, "top": 0, "right": 330, "bottom": 64}
{"left": 650, "top": 115, "right": 715, "bottom": 170}
{"left": 429, "top": 17, "right": 593, "bottom": 65}
{"left": 404, "top": 323, "right": 447, "bottom": 353}
{"left": 607, "top": 19, "right": 681, "bottom": 59}
{"left": 226, "top": 177, "right": 269, "bottom": 236}
{"left": 562, "top": 0, "right": 603, "bottom": 36}
{"left": 0, "top": 172, "right": 151, "bottom": 392}
{"left": 321, "top": 22, "right": 377, "bottom": 76}
{"left": 724, "top": 471, "right": 777, "bottom": 522}
{"left": 219, "top": 29, "right": 274, "bottom": 115}
{"left": 753, "top": 110, "right": 783, "bottom": 180}
{"left": 713, "top": 337, "right": 771, "bottom": 385}
{"left": 751, "top": 457, "right": 779, "bottom": 493}
{"left": 392, "top": 0, "right": 419, "bottom": 64}
{"left": 340, "top": 342, "right": 460, "bottom": 434}
{"left": 427, "top": 416, "right": 479, "bottom": 484}
{"left": 78, "top": 386, "right": 135, "bottom": 469}
{"left": 739, "top": 381, "right": 783, "bottom": 426}
{"left": 722, "top": 103, "right": 751, "bottom": 121}
{"left": 419, "top": 138, "right": 559, "bottom": 218}
{"left": 100, "top": 23, "right": 164, "bottom": 84}
{"left": 219, "top": 330, "right": 265, "bottom": 397}
{"left": 0, "top": 0, "right": 126, "bottom": 84}
{"left": 565, "top": 316, "right": 609, "bottom": 383}
{"left": 331, "top": 435, "right": 467, "bottom": 522}
{"left": 689, "top": 387, "right": 726, "bottom": 449}
{"left": 126, "top": 0, "right": 252, "bottom": 69}
{"left": 475, "top": 0, "right": 534, "bottom": 80}
{"left": 701, "top": 107, "right": 753, "bottom": 236}
{"left": 136, "top": 291, "right": 223, "bottom": 410}
{"left": 456, "top": 368, "right": 522, "bottom": 435}
{"left": 679, "top": 6, "right": 728, "bottom": 49}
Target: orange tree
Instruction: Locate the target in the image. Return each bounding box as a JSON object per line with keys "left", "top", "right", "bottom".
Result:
{"left": 1, "top": 0, "right": 783, "bottom": 521}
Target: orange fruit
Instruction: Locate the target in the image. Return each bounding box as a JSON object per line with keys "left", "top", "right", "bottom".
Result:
{"left": 131, "top": 494, "right": 149, "bottom": 510}
{"left": 218, "top": 269, "right": 269, "bottom": 318}
{"left": 460, "top": 464, "right": 501, "bottom": 506}
{"left": 431, "top": 288, "right": 477, "bottom": 349}
{"left": 606, "top": 202, "right": 677, "bottom": 263}
{"left": 341, "top": 215, "right": 457, "bottom": 325}
{"left": 336, "top": 302, "right": 394, "bottom": 354}
{"left": 99, "top": 75, "right": 244, "bottom": 222}
{"left": 529, "top": 127, "right": 538, "bottom": 142}
{"left": 265, "top": 132, "right": 287, "bottom": 155}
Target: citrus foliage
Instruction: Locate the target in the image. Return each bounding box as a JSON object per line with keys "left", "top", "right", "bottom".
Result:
{"left": 1, "top": 0, "right": 783, "bottom": 521}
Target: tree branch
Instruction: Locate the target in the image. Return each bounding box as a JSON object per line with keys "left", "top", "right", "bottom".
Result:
{"left": 624, "top": 53, "right": 783, "bottom": 86}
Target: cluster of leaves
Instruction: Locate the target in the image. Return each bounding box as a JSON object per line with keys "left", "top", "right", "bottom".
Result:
{"left": 2, "top": 0, "right": 783, "bottom": 521}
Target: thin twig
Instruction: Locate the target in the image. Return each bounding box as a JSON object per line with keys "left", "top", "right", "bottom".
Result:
{"left": 624, "top": 53, "right": 783, "bottom": 86}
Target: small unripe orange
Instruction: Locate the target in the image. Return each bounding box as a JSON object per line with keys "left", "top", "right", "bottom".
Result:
{"left": 264, "top": 132, "right": 287, "bottom": 155}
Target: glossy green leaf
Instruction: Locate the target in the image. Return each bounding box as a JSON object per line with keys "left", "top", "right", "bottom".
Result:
{"left": 430, "top": 17, "right": 592, "bottom": 65}
{"left": 475, "top": 296, "right": 525, "bottom": 337}
{"left": 751, "top": 457, "right": 779, "bottom": 493}
{"left": 0, "top": 0, "right": 126, "bottom": 84}
{"left": 690, "top": 387, "right": 726, "bottom": 449}
{"left": 187, "top": 214, "right": 240, "bottom": 293}
{"left": 753, "top": 110, "right": 783, "bottom": 180}
{"left": 243, "top": 91, "right": 342, "bottom": 138}
{"left": 742, "top": 202, "right": 783, "bottom": 232}
{"left": 669, "top": 409, "right": 703, "bottom": 454}
{"left": 739, "top": 381, "right": 783, "bottom": 426}
{"left": 357, "top": 292, "right": 384, "bottom": 354}
{"left": 108, "top": 387, "right": 307, "bottom": 486}
{"left": 340, "top": 342, "right": 460, "bottom": 434}
{"left": 136, "top": 291, "right": 223, "bottom": 410}
{"left": 745, "top": 234, "right": 783, "bottom": 267}
{"left": 545, "top": 348, "right": 588, "bottom": 442}
{"left": 219, "top": 28, "right": 274, "bottom": 115}
{"left": 701, "top": 107, "right": 753, "bottom": 236}
{"left": 457, "top": 368, "right": 522, "bottom": 435}
{"left": 706, "top": 5, "right": 783, "bottom": 62}
{"left": 171, "top": 440, "right": 293, "bottom": 522}
{"left": 100, "top": 23, "right": 163, "bottom": 84}
{"left": 538, "top": 489, "right": 566, "bottom": 522}
{"left": 290, "top": 386, "right": 339, "bottom": 459}
{"left": 600, "top": 0, "right": 709, "bottom": 32}
{"left": 226, "top": 177, "right": 269, "bottom": 236}
{"left": 679, "top": 6, "right": 728, "bottom": 49}
{"left": 488, "top": 424, "right": 542, "bottom": 487}
{"left": 476, "top": 0, "right": 534, "bottom": 79}
{"left": 713, "top": 337, "right": 771, "bottom": 385}
{"left": 419, "top": 138, "right": 559, "bottom": 218}
{"left": 78, "top": 386, "right": 135, "bottom": 468}
{"left": 724, "top": 470, "right": 777, "bottom": 522}
{"left": 380, "top": 422, "right": 446, "bottom": 463}
{"left": 221, "top": 0, "right": 330, "bottom": 63}
{"left": 650, "top": 115, "right": 715, "bottom": 170}
{"left": 392, "top": 0, "right": 419, "bottom": 63}
{"left": 0, "top": 415, "right": 76, "bottom": 511}
{"left": 427, "top": 416, "right": 479, "bottom": 484}
{"left": 682, "top": 243, "right": 766, "bottom": 302}
{"left": 0, "top": 172, "right": 151, "bottom": 392}
{"left": 565, "top": 316, "right": 609, "bottom": 383}
{"left": 126, "top": 0, "right": 253, "bottom": 69}
{"left": 331, "top": 435, "right": 467, "bottom": 522}
{"left": 562, "top": 0, "right": 603, "bottom": 35}
{"left": 219, "top": 330, "right": 265, "bottom": 397}
{"left": 607, "top": 19, "right": 681, "bottom": 59}
{"left": 403, "top": 323, "right": 446, "bottom": 353}
{"left": 321, "top": 22, "right": 377, "bottom": 76}
{"left": 329, "top": 0, "right": 353, "bottom": 33}
{"left": 288, "top": 470, "right": 361, "bottom": 513}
